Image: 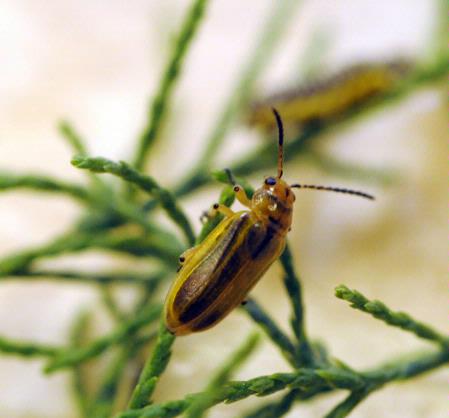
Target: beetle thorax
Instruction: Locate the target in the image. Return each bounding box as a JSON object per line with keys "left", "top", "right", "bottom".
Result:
{"left": 251, "top": 177, "right": 295, "bottom": 233}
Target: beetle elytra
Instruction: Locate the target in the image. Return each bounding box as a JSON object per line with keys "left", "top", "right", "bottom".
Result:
{"left": 164, "top": 109, "right": 374, "bottom": 336}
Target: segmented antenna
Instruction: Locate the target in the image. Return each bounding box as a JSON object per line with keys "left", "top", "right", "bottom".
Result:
{"left": 272, "top": 108, "right": 284, "bottom": 178}
{"left": 290, "top": 184, "right": 375, "bottom": 201}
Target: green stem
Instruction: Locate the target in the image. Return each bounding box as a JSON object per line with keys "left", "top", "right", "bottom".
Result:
{"left": 335, "top": 285, "right": 449, "bottom": 346}
{"left": 0, "top": 335, "right": 59, "bottom": 358}
{"left": 58, "top": 120, "right": 89, "bottom": 155}
{"left": 116, "top": 367, "right": 364, "bottom": 418}
{"left": 324, "top": 388, "right": 371, "bottom": 418}
{"left": 240, "top": 389, "right": 299, "bottom": 418}
{"left": 242, "top": 298, "right": 297, "bottom": 367}
{"left": 185, "top": 333, "right": 260, "bottom": 418}
{"left": 132, "top": 0, "right": 209, "bottom": 170}
{"left": 0, "top": 172, "right": 91, "bottom": 202}
{"left": 0, "top": 230, "right": 180, "bottom": 276}
{"left": 279, "top": 245, "right": 313, "bottom": 366}
{"left": 44, "top": 304, "right": 162, "bottom": 373}
{"left": 116, "top": 346, "right": 449, "bottom": 418}
{"left": 100, "top": 285, "right": 128, "bottom": 322}
{"left": 89, "top": 331, "right": 159, "bottom": 418}
{"left": 127, "top": 322, "right": 176, "bottom": 409}
{"left": 72, "top": 156, "right": 195, "bottom": 246}
{"left": 69, "top": 311, "right": 92, "bottom": 418}
{"left": 362, "top": 347, "right": 449, "bottom": 384}
{"left": 6, "top": 269, "right": 168, "bottom": 286}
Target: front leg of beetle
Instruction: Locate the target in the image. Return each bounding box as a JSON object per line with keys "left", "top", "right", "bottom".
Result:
{"left": 233, "top": 185, "right": 252, "bottom": 208}
{"left": 210, "top": 185, "right": 251, "bottom": 217}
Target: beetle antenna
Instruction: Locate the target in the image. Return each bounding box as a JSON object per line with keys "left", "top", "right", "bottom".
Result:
{"left": 272, "top": 108, "right": 284, "bottom": 178}
{"left": 290, "top": 184, "right": 375, "bottom": 200}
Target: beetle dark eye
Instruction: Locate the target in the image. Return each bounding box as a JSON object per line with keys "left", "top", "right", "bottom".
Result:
{"left": 265, "top": 177, "right": 277, "bottom": 186}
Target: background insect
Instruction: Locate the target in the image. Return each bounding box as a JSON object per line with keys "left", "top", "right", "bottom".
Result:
{"left": 164, "top": 109, "right": 374, "bottom": 336}
{"left": 247, "top": 59, "right": 411, "bottom": 131}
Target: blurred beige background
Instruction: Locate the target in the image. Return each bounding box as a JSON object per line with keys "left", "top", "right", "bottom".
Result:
{"left": 0, "top": 1, "right": 448, "bottom": 417}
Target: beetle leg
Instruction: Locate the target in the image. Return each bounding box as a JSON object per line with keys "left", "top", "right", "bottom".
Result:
{"left": 233, "top": 185, "right": 252, "bottom": 208}
{"left": 212, "top": 203, "right": 235, "bottom": 218}
{"left": 177, "top": 247, "right": 197, "bottom": 271}
{"left": 200, "top": 210, "right": 211, "bottom": 224}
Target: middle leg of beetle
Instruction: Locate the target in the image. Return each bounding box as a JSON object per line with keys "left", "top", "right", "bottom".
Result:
{"left": 212, "top": 203, "right": 235, "bottom": 218}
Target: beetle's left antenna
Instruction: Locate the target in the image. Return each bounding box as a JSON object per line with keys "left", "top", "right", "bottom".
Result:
{"left": 272, "top": 108, "right": 284, "bottom": 178}
{"left": 290, "top": 183, "right": 375, "bottom": 200}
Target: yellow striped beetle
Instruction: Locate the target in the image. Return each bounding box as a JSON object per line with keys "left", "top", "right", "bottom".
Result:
{"left": 164, "top": 109, "right": 374, "bottom": 335}
{"left": 248, "top": 59, "right": 411, "bottom": 131}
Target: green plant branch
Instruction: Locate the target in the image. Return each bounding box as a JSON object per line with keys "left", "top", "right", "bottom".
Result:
{"left": 79, "top": 206, "right": 186, "bottom": 256}
{"left": 72, "top": 156, "right": 195, "bottom": 246}
{"left": 242, "top": 298, "right": 297, "bottom": 368}
{"left": 0, "top": 335, "right": 59, "bottom": 358}
{"left": 69, "top": 311, "right": 92, "bottom": 418}
{"left": 7, "top": 269, "right": 168, "bottom": 286}
{"left": 185, "top": 333, "right": 260, "bottom": 418}
{"left": 127, "top": 322, "right": 176, "bottom": 409}
{"left": 0, "top": 172, "right": 91, "bottom": 202}
{"left": 89, "top": 348, "right": 131, "bottom": 418}
{"left": 101, "top": 285, "right": 128, "bottom": 322}
{"left": 324, "top": 388, "right": 371, "bottom": 418}
{"left": 116, "top": 367, "right": 364, "bottom": 418}
{"left": 116, "top": 344, "right": 449, "bottom": 418}
{"left": 59, "top": 119, "right": 111, "bottom": 191}
{"left": 44, "top": 304, "right": 162, "bottom": 373}
{"left": 335, "top": 285, "right": 449, "bottom": 346}
{"left": 81, "top": 234, "right": 181, "bottom": 265}
{"left": 132, "top": 0, "right": 209, "bottom": 170}
{"left": 58, "top": 120, "right": 89, "bottom": 155}
{"left": 0, "top": 229, "right": 180, "bottom": 277}
{"left": 361, "top": 347, "right": 449, "bottom": 384}
{"left": 0, "top": 169, "right": 184, "bottom": 256}
{"left": 279, "top": 246, "right": 313, "bottom": 366}
{"left": 89, "top": 331, "right": 159, "bottom": 418}
{"left": 240, "top": 389, "right": 299, "bottom": 418}
{"left": 107, "top": 197, "right": 178, "bottom": 236}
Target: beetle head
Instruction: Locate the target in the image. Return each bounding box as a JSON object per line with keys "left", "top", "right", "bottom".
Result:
{"left": 252, "top": 176, "right": 295, "bottom": 230}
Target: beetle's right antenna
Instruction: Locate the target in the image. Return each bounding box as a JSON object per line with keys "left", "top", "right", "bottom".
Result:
{"left": 272, "top": 108, "right": 284, "bottom": 179}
